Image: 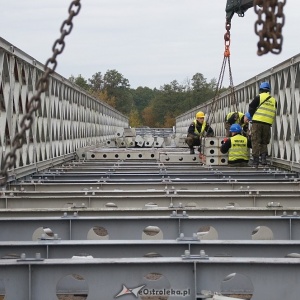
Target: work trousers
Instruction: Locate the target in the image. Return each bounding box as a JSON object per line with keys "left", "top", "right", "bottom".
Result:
{"left": 224, "top": 122, "right": 231, "bottom": 137}
{"left": 185, "top": 134, "right": 201, "bottom": 148}
{"left": 251, "top": 122, "right": 271, "bottom": 157}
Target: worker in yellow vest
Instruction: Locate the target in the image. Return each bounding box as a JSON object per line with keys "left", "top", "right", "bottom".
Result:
{"left": 220, "top": 124, "right": 251, "bottom": 167}
{"left": 248, "top": 82, "right": 277, "bottom": 167}
{"left": 185, "top": 111, "right": 214, "bottom": 154}
{"left": 225, "top": 111, "right": 252, "bottom": 137}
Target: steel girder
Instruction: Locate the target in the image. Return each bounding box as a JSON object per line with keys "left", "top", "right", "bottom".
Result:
{"left": 0, "top": 257, "right": 299, "bottom": 300}
{"left": 0, "top": 216, "right": 299, "bottom": 241}
{"left": 0, "top": 240, "right": 299, "bottom": 260}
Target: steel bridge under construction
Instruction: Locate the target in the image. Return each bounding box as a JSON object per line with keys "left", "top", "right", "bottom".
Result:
{"left": 1, "top": 32, "right": 300, "bottom": 300}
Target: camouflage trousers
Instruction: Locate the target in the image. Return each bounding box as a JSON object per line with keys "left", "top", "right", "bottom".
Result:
{"left": 251, "top": 122, "right": 271, "bottom": 157}
{"left": 185, "top": 134, "right": 201, "bottom": 147}
{"left": 224, "top": 122, "right": 231, "bottom": 137}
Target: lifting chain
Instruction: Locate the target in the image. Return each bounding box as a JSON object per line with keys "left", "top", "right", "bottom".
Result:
{"left": 254, "top": 0, "right": 286, "bottom": 55}
{"left": 206, "top": 20, "right": 236, "bottom": 128}
{"left": 224, "top": 20, "right": 237, "bottom": 111}
{"left": 0, "top": 0, "right": 81, "bottom": 187}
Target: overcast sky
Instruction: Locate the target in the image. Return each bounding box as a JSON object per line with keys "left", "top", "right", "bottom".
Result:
{"left": 1, "top": 0, "right": 298, "bottom": 89}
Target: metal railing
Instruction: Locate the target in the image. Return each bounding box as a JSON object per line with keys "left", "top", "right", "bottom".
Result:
{"left": 0, "top": 37, "right": 128, "bottom": 182}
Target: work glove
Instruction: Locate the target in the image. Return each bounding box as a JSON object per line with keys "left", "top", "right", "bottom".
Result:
{"left": 222, "top": 137, "right": 229, "bottom": 144}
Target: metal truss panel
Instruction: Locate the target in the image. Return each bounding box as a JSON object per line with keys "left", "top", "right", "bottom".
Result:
{"left": 0, "top": 37, "right": 129, "bottom": 181}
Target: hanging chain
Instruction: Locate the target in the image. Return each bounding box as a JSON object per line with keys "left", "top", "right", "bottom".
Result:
{"left": 0, "top": 0, "right": 81, "bottom": 187}
{"left": 254, "top": 0, "right": 286, "bottom": 55}
{"left": 206, "top": 57, "right": 226, "bottom": 128}
{"left": 224, "top": 20, "right": 231, "bottom": 58}
{"left": 206, "top": 20, "right": 236, "bottom": 128}
{"left": 227, "top": 57, "right": 237, "bottom": 111}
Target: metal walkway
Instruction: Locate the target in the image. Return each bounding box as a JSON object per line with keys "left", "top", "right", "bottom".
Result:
{"left": 0, "top": 147, "right": 300, "bottom": 300}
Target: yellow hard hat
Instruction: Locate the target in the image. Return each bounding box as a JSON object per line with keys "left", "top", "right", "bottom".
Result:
{"left": 196, "top": 111, "right": 205, "bottom": 118}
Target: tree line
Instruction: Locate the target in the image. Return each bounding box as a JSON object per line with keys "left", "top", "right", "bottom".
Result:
{"left": 69, "top": 70, "right": 224, "bottom": 128}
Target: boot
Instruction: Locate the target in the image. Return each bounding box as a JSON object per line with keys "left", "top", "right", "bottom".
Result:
{"left": 189, "top": 147, "right": 195, "bottom": 154}
{"left": 261, "top": 153, "right": 267, "bottom": 165}
{"left": 250, "top": 156, "right": 259, "bottom": 167}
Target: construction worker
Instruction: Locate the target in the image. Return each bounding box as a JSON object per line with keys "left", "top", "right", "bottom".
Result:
{"left": 185, "top": 111, "right": 214, "bottom": 154}
{"left": 220, "top": 124, "right": 251, "bottom": 167}
{"left": 248, "top": 82, "right": 277, "bottom": 167}
{"left": 225, "top": 111, "right": 252, "bottom": 137}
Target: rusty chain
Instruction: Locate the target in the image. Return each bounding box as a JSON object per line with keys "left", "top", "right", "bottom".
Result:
{"left": 254, "top": 0, "right": 286, "bottom": 56}
{"left": 224, "top": 21, "right": 231, "bottom": 58}
{"left": 0, "top": 0, "right": 81, "bottom": 187}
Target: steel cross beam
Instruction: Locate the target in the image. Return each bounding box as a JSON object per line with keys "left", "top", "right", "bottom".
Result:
{"left": 0, "top": 257, "right": 299, "bottom": 300}
{"left": 0, "top": 240, "right": 299, "bottom": 259}
{"left": 0, "top": 216, "right": 299, "bottom": 241}
{"left": 1, "top": 190, "right": 300, "bottom": 209}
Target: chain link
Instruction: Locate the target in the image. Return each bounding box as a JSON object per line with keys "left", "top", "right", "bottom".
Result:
{"left": 224, "top": 20, "right": 236, "bottom": 111}
{"left": 0, "top": 0, "right": 81, "bottom": 187}
{"left": 206, "top": 20, "right": 236, "bottom": 129}
{"left": 254, "top": 0, "right": 286, "bottom": 56}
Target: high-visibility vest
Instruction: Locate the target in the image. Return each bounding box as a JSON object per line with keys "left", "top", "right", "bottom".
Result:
{"left": 226, "top": 111, "right": 244, "bottom": 124}
{"left": 228, "top": 134, "right": 249, "bottom": 162}
{"left": 193, "top": 120, "right": 207, "bottom": 135}
{"left": 252, "top": 93, "right": 276, "bottom": 125}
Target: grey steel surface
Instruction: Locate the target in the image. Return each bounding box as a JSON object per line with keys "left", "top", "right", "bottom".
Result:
{"left": 2, "top": 188, "right": 300, "bottom": 209}
{"left": 0, "top": 207, "right": 298, "bottom": 218}
{"left": 0, "top": 215, "right": 300, "bottom": 241}
{"left": 4, "top": 160, "right": 300, "bottom": 212}
{"left": 0, "top": 240, "right": 299, "bottom": 259}
{"left": 0, "top": 257, "right": 299, "bottom": 300}
{"left": 2, "top": 194, "right": 300, "bottom": 213}
{"left": 9, "top": 180, "right": 300, "bottom": 191}
{"left": 21, "top": 166, "right": 300, "bottom": 181}
{"left": 2, "top": 155, "right": 300, "bottom": 300}
{"left": 0, "top": 207, "right": 297, "bottom": 218}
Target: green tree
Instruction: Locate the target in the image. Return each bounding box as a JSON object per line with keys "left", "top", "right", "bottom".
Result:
{"left": 129, "top": 108, "right": 142, "bottom": 127}
{"left": 99, "top": 70, "right": 133, "bottom": 115}
{"left": 191, "top": 73, "right": 207, "bottom": 91}
{"left": 131, "top": 86, "right": 157, "bottom": 114}
{"left": 88, "top": 72, "right": 104, "bottom": 92}
{"left": 69, "top": 74, "right": 90, "bottom": 91}
{"left": 148, "top": 80, "right": 186, "bottom": 126}
{"left": 91, "top": 90, "right": 116, "bottom": 108}
{"left": 103, "top": 69, "right": 130, "bottom": 91}
{"left": 68, "top": 70, "right": 221, "bottom": 126}
{"left": 142, "top": 106, "right": 156, "bottom": 127}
